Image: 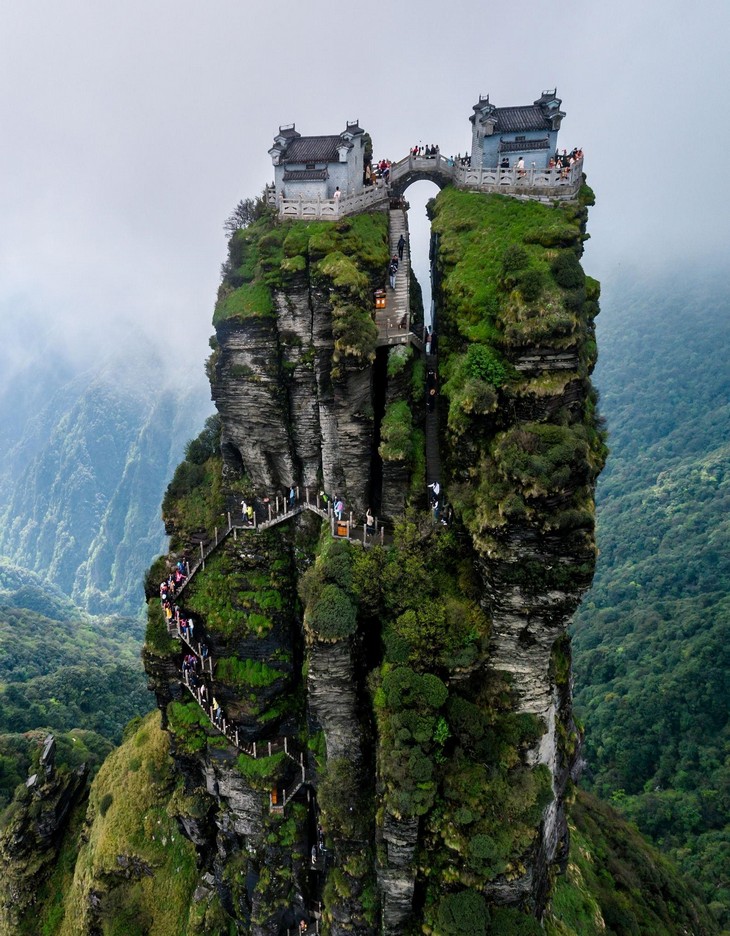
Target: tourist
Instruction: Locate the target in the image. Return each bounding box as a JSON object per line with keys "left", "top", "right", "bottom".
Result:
{"left": 516, "top": 157, "right": 526, "bottom": 178}
{"left": 334, "top": 497, "right": 344, "bottom": 522}
{"left": 428, "top": 480, "right": 440, "bottom": 507}
{"left": 365, "top": 509, "right": 375, "bottom": 536}
{"left": 333, "top": 186, "right": 341, "bottom": 202}
{"left": 246, "top": 503, "right": 254, "bottom": 525}
{"left": 500, "top": 156, "right": 510, "bottom": 170}
{"left": 388, "top": 255, "right": 398, "bottom": 289}
{"left": 397, "top": 234, "right": 406, "bottom": 261}
{"left": 188, "top": 618, "right": 195, "bottom": 642}
{"left": 289, "top": 486, "right": 296, "bottom": 510}
{"left": 212, "top": 698, "right": 222, "bottom": 726}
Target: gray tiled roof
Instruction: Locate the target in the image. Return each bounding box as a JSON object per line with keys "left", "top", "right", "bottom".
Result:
{"left": 283, "top": 169, "right": 329, "bottom": 182}
{"left": 282, "top": 135, "right": 346, "bottom": 164}
{"left": 493, "top": 106, "right": 552, "bottom": 133}
{"left": 499, "top": 138, "right": 550, "bottom": 153}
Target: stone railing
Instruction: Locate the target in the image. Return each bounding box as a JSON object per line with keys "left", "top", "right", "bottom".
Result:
{"left": 454, "top": 157, "right": 584, "bottom": 200}
{"left": 266, "top": 152, "right": 583, "bottom": 220}
{"left": 389, "top": 152, "right": 584, "bottom": 201}
{"left": 268, "top": 183, "right": 389, "bottom": 220}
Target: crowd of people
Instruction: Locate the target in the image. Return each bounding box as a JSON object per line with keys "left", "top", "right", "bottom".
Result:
{"left": 549, "top": 147, "right": 583, "bottom": 177}
{"left": 411, "top": 143, "right": 440, "bottom": 157}
{"left": 159, "top": 561, "right": 188, "bottom": 624}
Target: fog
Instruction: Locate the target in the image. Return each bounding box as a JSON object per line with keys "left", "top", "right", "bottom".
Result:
{"left": 1, "top": 0, "right": 728, "bottom": 387}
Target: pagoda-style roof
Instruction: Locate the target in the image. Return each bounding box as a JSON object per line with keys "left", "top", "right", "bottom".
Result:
{"left": 269, "top": 121, "right": 366, "bottom": 167}
{"left": 282, "top": 135, "right": 349, "bottom": 164}
{"left": 471, "top": 90, "right": 565, "bottom": 132}
{"left": 491, "top": 106, "right": 553, "bottom": 133}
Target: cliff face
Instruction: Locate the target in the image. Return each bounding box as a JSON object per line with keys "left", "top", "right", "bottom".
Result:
{"left": 430, "top": 185, "right": 605, "bottom": 911}
{"left": 210, "top": 212, "right": 390, "bottom": 514}
{"left": 132, "top": 189, "right": 605, "bottom": 935}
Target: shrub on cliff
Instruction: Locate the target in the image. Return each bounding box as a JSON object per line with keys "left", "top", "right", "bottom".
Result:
{"left": 493, "top": 422, "right": 605, "bottom": 496}
{"left": 309, "top": 583, "right": 357, "bottom": 642}
{"left": 379, "top": 400, "right": 415, "bottom": 462}
{"left": 435, "top": 890, "right": 490, "bottom": 935}
{"left": 331, "top": 302, "right": 377, "bottom": 366}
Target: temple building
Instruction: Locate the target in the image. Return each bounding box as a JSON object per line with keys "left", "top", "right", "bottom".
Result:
{"left": 470, "top": 89, "right": 566, "bottom": 170}
{"left": 269, "top": 121, "right": 367, "bottom": 201}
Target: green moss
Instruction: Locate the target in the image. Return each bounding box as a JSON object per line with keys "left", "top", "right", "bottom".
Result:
{"left": 183, "top": 545, "right": 286, "bottom": 640}
{"left": 213, "top": 282, "right": 275, "bottom": 324}
{"left": 235, "top": 751, "right": 285, "bottom": 787}
{"left": 215, "top": 657, "right": 285, "bottom": 689}
{"left": 166, "top": 700, "right": 215, "bottom": 755}
{"left": 144, "top": 600, "right": 176, "bottom": 657}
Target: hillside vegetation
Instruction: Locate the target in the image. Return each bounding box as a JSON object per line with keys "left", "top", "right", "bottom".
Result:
{"left": 0, "top": 560, "right": 150, "bottom": 808}
{"left": 0, "top": 356, "right": 210, "bottom": 614}
{"left": 572, "top": 270, "right": 730, "bottom": 927}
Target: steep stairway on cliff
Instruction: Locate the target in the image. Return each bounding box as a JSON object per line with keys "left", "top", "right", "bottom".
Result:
{"left": 376, "top": 209, "right": 411, "bottom": 347}
{"left": 425, "top": 398, "right": 442, "bottom": 487}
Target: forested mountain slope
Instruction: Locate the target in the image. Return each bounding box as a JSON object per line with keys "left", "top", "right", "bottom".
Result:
{"left": 0, "top": 559, "right": 151, "bottom": 809}
{"left": 572, "top": 268, "right": 730, "bottom": 926}
{"left": 0, "top": 353, "right": 211, "bottom": 614}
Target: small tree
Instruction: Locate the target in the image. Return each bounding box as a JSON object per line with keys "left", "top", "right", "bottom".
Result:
{"left": 223, "top": 192, "right": 271, "bottom": 238}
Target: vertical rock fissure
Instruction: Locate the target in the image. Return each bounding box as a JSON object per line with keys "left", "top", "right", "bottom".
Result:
{"left": 368, "top": 347, "right": 388, "bottom": 515}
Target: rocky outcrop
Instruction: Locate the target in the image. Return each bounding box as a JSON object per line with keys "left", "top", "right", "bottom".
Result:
{"left": 0, "top": 739, "right": 88, "bottom": 935}
{"left": 213, "top": 281, "right": 375, "bottom": 514}
{"left": 308, "top": 640, "right": 363, "bottom": 763}
{"left": 377, "top": 813, "right": 419, "bottom": 934}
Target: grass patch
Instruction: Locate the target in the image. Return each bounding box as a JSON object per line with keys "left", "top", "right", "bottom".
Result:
{"left": 215, "top": 657, "right": 285, "bottom": 689}
{"left": 56, "top": 712, "right": 199, "bottom": 936}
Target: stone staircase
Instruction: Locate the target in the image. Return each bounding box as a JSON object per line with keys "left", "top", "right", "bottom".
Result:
{"left": 376, "top": 209, "right": 411, "bottom": 347}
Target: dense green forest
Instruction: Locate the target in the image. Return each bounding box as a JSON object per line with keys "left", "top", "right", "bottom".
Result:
{"left": 0, "top": 559, "right": 150, "bottom": 809}
{"left": 572, "top": 269, "right": 730, "bottom": 926}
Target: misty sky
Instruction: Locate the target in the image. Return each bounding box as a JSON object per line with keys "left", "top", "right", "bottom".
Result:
{"left": 1, "top": 0, "right": 728, "bottom": 385}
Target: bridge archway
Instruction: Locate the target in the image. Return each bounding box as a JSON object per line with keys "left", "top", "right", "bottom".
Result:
{"left": 389, "top": 166, "right": 452, "bottom": 200}
{"left": 388, "top": 153, "right": 456, "bottom": 200}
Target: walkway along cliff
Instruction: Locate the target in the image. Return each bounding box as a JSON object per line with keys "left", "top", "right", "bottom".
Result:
{"left": 137, "top": 128, "right": 605, "bottom": 934}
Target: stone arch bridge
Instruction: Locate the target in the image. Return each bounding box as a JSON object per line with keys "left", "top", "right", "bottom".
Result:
{"left": 387, "top": 152, "right": 456, "bottom": 198}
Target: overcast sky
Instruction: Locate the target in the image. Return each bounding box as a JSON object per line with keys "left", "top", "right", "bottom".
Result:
{"left": 1, "top": 0, "right": 728, "bottom": 386}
